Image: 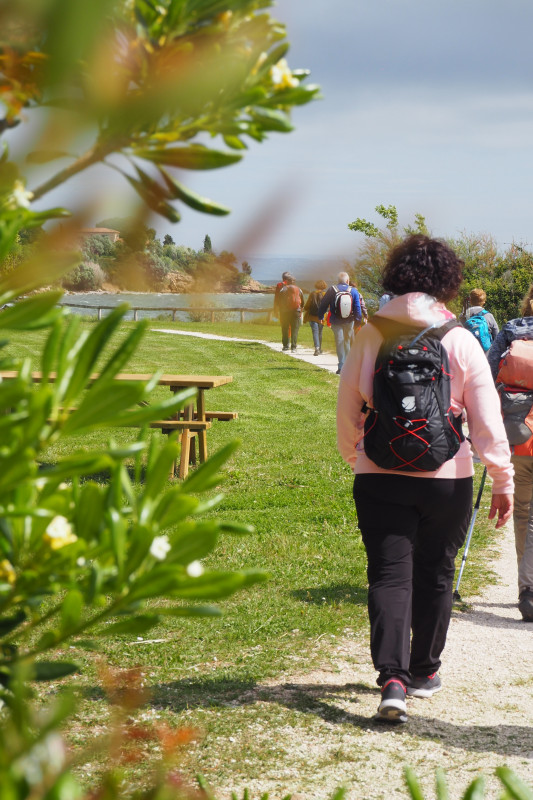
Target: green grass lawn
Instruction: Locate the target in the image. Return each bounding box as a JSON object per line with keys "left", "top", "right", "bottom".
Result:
{"left": 4, "top": 319, "right": 497, "bottom": 790}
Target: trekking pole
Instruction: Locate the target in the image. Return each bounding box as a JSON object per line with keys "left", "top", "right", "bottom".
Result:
{"left": 453, "top": 466, "right": 488, "bottom": 602}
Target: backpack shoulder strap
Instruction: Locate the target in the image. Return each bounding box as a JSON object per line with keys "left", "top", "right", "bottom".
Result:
{"left": 428, "top": 319, "right": 463, "bottom": 341}
{"left": 369, "top": 317, "right": 461, "bottom": 344}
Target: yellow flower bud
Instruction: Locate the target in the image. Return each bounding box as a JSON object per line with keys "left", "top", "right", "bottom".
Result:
{"left": 0, "top": 559, "right": 16, "bottom": 585}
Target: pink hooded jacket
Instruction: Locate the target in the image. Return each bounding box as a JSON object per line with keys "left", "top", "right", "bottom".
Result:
{"left": 337, "top": 292, "right": 514, "bottom": 494}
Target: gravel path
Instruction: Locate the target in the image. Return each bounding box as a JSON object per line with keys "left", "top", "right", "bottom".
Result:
{"left": 155, "top": 328, "right": 533, "bottom": 798}
{"left": 232, "top": 527, "right": 533, "bottom": 800}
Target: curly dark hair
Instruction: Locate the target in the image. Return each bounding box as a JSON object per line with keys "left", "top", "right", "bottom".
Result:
{"left": 382, "top": 235, "right": 464, "bottom": 303}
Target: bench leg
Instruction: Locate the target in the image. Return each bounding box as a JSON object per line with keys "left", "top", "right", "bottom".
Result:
{"left": 197, "top": 390, "right": 208, "bottom": 462}
{"left": 179, "top": 430, "right": 191, "bottom": 479}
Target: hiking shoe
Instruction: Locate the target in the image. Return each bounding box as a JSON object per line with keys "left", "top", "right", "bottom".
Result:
{"left": 518, "top": 589, "right": 533, "bottom": 621}
{"left": 282, "top": 345, "right": 290, "bottom": 351}
{"left": 407, "top": 672, "right": 442, "bottom": 698}
{"left": 291, "top": 346, "right": 297, "bottom": 351}
{"left": 377, "top": 678, "right": 407, "bottom": 722}
{"left": 314, "top": 348, "right": 320, "bottom": 356}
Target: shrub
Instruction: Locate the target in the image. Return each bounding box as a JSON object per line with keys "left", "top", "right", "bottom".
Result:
{"left": 62, "top": 261, "right": 105, "bottom": 291}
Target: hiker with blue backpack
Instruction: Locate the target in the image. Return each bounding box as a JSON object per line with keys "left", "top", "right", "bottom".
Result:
{"left": 337, "top": 235, "right": 513, "bottom": 724}
{"left": 487, "top": 283, "right": 533, "bottom": 622}
{"left": 461, "top": 288, "right": 499, "bottom": 352}
{"left": 318, "top": 271, "right": 362, "bottom": 374}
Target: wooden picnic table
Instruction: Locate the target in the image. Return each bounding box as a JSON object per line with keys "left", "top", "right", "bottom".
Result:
{"left": 0, "top": 371, "right": 234, "bottom": 479}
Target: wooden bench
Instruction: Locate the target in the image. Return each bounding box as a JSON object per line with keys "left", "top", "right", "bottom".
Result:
{"left": 0, "top": 371, "right": 234, "bottom": 480}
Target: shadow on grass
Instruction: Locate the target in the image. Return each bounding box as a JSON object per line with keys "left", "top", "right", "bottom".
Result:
{"left": 146, "top": 675, "right": 533, "bottom": 756}
{"left": 291, "top": 582, "right": 367, "bottom": 606}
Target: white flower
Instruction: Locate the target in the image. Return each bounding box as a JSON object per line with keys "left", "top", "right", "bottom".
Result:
{"left": 10, "top": 180, "right": 34, "bottom": 209}
{"left": 76, "top": 557, "right": 86, "bottom": 567}
{"left": 13, "top": 733, "right": 66, "bottom": 785}
{"left": 44, "top": 516, "right": 77, "bottom": 550}
{"left": 186, "top": 560, "right": 204, "bottom": 578}
{"left": 150, "top": 535, "right": 171, "bottom": 561}
{"left": 270, "top": 58, "right": 299, "bottom": 89}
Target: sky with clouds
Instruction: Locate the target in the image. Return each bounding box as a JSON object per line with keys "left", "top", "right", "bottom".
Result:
{"left": 22, "top": 0, "right": 533, "bottom": 259}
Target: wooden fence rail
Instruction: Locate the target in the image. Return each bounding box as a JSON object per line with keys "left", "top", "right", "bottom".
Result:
{"left": 59, "top": 303, "right": 275, "bottom": 323}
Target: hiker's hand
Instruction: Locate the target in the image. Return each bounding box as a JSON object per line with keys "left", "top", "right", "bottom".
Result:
{"left": 488, "top": 493, "right": 513, "bottom": 529}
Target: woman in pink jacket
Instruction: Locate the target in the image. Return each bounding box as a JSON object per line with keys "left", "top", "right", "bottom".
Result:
{"left": 337, "top": 235, "right": 513, "bottom": 723}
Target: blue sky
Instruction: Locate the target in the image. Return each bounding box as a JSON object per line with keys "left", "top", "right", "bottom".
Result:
{"left": 20, "top": 0, "right": 533, "bottom": 259}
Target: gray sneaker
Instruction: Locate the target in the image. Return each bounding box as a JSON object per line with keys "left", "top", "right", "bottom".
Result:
{"left": 407, "top": 672, "right": 442, "bottom": 698}
{"left": 377, "top": 678, "right": 407, "bottom": 722}
{"left": 518, "top": 589, "right": 533, "bottom": 621}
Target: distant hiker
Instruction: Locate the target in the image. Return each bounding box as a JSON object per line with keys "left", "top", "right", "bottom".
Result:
{"left": 349, "top": 281, "right": 368, "bottom": 323}
{"left": 461, "top": 288, "right": 499, "bottom": 352}
{"left": 273, "top": 271, "right": 292, "bottom": 320}
{"left": 318, "top": 272, "right": 362, "bottom": 374}
{"left": 488, "top": 283, "right": 533, "bottom": 621}
{"left": 337, "top": 235, "right": 513, "bottom": 723}
{"left": 278, "top": 275, "right": 304, "bottom": 351}
{"left": 303, "top": 279, "right": 327, "bottom": 356}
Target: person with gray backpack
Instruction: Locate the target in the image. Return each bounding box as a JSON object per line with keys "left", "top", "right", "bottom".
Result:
{"left": 318, "top": 271, "right": 362, "bottom": 374}
{"left": 461, "top": 288, "right": 499, "bottom": 352}
{"left": 337, "top": 235, "right": 513, "bottom": 724}
{"left": 488, "top": 283, "right": 533, "bottom": 622}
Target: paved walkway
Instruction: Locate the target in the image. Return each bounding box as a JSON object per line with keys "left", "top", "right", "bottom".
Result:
{"left": 152, "top": 328, "right": 340, "bottom": 373}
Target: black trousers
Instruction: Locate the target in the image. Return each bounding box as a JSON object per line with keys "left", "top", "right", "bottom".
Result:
{"left": 353, "top": 473, "right": 473, "bottom": 686}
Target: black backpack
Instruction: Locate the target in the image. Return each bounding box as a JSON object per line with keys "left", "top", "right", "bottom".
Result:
{"left": 363, "top": 318, "right": 464, "bottom": 472}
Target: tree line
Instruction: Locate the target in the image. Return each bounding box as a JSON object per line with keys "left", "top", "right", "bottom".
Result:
{"left": 347, "top": 204, "right": 533, "bottom": 324}
{"left": 2, "top": 221, "right": 255, "bottom": 293}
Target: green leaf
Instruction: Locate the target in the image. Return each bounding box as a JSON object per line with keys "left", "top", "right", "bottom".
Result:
{"left": 256, "top": 41, "right": 290, "bottom": 76}
{"left": 262, "top": 84, "right": 321, "bottom": 108}
{"left": 180, "top": 440, "right": 239, "bottom": 493}
{"left": 223, "top": 135, "right": 248, "bottom": 150}
{"left": 62, "top": 304, "right": 130, "bottom": 404}
{"left": 123, "top": 173, "right": 181, "bottom": 223}
{"left": 74, "top": 482, "right": 104, "bottom": 541}
{"left": 153, "top": 489, "right": 199, "bottom": 528}
{"left": 97, "top": 321, "right": 148, "bottom": 385}
{"left": 133, "top": 144, "right": 242, "bottom": 170}
{"left": 169, "top": 523, "right": 219, "bottom": 565}
{"left": 103, "top": 387, "right": 197, "bottom": 429}
{"left": 158, "top": 169, "right": 231, "bottom": 216}
{"left": 127, "top": 566, "right": 186, "bottom": 601}
{"left": 0, "top": 291, "right": 63, "bottom": 330}
{"left": 169, "top": 569, "right": 268, "bottom": 600}
{"left": 250, "top": 107, "right": 294, "bottom": 133}
{"left": 60, "top": 590, "right": 83, "bottom": 634}
{"left": 61, "top": 382, "right": 148, "bottom": 434}
{"left": 41, "top": 319, "right": 63, "bottom": 383}
{"left": 435, "top": 769, "right": 449, "bottom": 800}
{"left": 404, "top": 767, "right": 425, "bottom": 800}
{"left": 142, "top": 441, "right": 181, "bottom": 503}
{"left": 496, "top": 767, "right": 533, "bottom": 800}
{"left": 101, "top": 615, "right": 160, "bottom": 637}
{"left": 32, "top": 661, "right": 79, "bottom": 681}
{"left": 109, "top": 509, "right": 126, "bottom": 577}
{"left": 463, "top": 776, "right": 486, "bottom": 800}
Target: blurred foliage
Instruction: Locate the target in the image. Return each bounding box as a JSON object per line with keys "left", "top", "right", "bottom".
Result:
{"left": 404, "top": 765, "right": 533, "bottom": 800}
{"left": 0, "top": 0, "right": 320, "bottom": 223}
{"left": 347, "top": 205, "right": 429, "bottom": 309}
{"left": 347, "top": 204, "right": 533, "bottom": 323}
